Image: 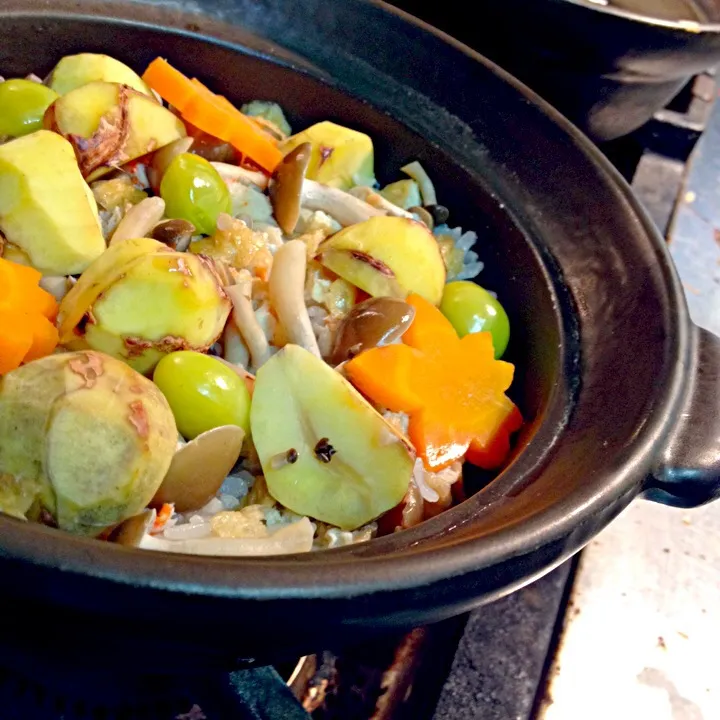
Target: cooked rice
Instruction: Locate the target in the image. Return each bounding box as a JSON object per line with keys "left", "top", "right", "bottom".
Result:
{"left": 99, "top": 207, "right": 123, "bottom": 240}
{"left": 434, "top": 224, "right": 484, "bottom": 280}
{"left": 92, "top": 147, "right": 485, "bottom": 552}
{"left": 314, "top": 522, "right": 378, "bottom": 549}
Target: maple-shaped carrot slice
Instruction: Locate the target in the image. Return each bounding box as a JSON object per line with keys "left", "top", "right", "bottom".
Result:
{"left": 0, "top": 256, "right": 41, "bottom": 287}
{"left": 0, "top": 257, "right": 40, "bottom": 306}
{"left": 34, "top": 288, "right": 59, "bottom": 322}
{"left": 0, "top": 309, "right": 34, "bottom": 375}
{"left": 0, "top": 257, "right": 57, "bottom": 319}
{"left": 345, "top": 293, "right": 522, "bottom": 472}
{"left": 23, "top": 313, "right": 60, "bottom": 363}
{"left": 0, "top": 258, "right": 60, "bottom": 373}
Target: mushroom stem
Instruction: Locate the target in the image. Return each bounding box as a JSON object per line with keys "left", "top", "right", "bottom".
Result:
{"left": 401, "top": 161, "right": 437, "bottom": 206}
{"left": 222, "top": 318, "right": 251, "bottom": 370}
{"left": 39, "top": 276, "right": 73, "bottom": 302}
{"left": 109, "top": 197, "right": 166, "bottom": 246}
{"left": 269, "top": 240, "right": 322, "bottom": 358}
{"left": 300, "top": 180, "right": 385, "bottom": 227}
{"left": 348, "top": 186, "right": 415, "bottom": 219}
{"left": 212, "top": 162, "right": 269, "bottom": 190}
{"left": 225, "top": 284, "right": 272, "bottom": 370}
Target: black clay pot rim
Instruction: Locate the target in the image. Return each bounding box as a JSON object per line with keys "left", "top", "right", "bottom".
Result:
{"left": 556, "top": 0, "right": 720, "bottom": 31}
{"left": 0, "top": 3, "right": 691, "bottom": 600}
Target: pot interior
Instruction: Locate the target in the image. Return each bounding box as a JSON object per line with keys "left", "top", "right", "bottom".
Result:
{"left": 0, "top": 15, "right": 564, "bottom": 531}
{"left": 0, "top": 7, "right": 692, "bottom": 668}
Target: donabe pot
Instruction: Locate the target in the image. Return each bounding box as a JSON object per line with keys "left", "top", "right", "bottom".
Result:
{"left": 388, "top": 0, "right": 720, "bottom": 141}
{"left": 0, "top": 0, "right": 718, "bottom": 672}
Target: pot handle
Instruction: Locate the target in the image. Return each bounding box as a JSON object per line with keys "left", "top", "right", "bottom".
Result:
{"left": 645, "top": 325, "right": 720, "bottom": 508}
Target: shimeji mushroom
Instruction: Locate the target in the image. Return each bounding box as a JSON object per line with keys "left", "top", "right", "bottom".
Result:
{"left": 109, "top": 196, "right": 166, "bottom": 245}
{"left": 152, "top": 425, "right": 245, "bottom": 513}
{"left": 269, "top": 240, "right": 322, "bottom": 358}
{"left": 347, "top": 186, "right": 415, "bottom": 219}
{"left": 270, "top": 142, "right": 387, "bottom": 232}
{"left": 225, "top": 284, "right": 273, "bottom": 371}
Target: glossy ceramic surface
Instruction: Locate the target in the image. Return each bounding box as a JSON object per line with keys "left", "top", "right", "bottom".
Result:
{"left": 0, "top": 0, "right": 717, "bottom": 670}
{"left": 389, "top": 0, "right": 720, "bottom": 140}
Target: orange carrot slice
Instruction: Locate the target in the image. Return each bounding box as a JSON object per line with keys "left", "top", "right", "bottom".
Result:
{"left": 142, "top": 58, "right": 283, "bottom": 172}
{"left": 0, "top": 258, "right": 60, "bottom": 373}
{"left": 23, "top": 313, "right": 59, "bottom": 363}
{"left": 0, "top": 309, "right": 34, "bottom": 375}
{"left": 0, "top": 257, "right": 56, "bottom": 317}
{"left": 346, "top": 293, "right": 522, "bottom": 472}
{"left": 142, "top": 58, "right": 197, "bottom": 111}
{"left": 28, "top": 285, "right": 59, "bottom": 321}
{"left": 152, "top": 503, "right": 174, "bottom": 533}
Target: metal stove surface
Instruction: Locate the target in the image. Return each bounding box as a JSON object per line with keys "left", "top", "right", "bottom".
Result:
{"left": 433, "top": 73, "right": 720, "bottom": 720}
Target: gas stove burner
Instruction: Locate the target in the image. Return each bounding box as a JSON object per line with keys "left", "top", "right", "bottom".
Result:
{"left": 0, "top": 656, "right": 307, "bottom": 720}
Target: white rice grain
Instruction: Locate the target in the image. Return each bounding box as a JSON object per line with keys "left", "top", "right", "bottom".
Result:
{"left": 163, "top": 519, "right": 212, "bottom": 540}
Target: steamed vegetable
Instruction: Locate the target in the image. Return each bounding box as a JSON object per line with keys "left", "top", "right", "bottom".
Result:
{"left": 57, "top": 237, "right": 164, "bottom": 340}
{"left": 58, "top": 239, "right": 231, "bottom": 374}
{"left": 317, "top": 215, "right": 446, "bottom": 305}
{"left": 251, "top": 344, "right": 415, "bottom": 530}
{"left": 0, "top": 257, "right": 58, "bottom": 319}
{"left": 0, "top": 50, "right": 520, "bottom": 556}
{"left": 441, "top": 281, "right": 511, "bottom": 358}
{"left": 380, "top": 179, "right": 422, "bottom": 210}
{"left": 330, "top": 297, "right": 415, "bottom": 366}
{"left": 0, "top": 130, "right": 106, "bottom": 275}
{"left": 92, "top": 175, "right": 148, "bottom": 212}
{"left": 346, "top": 293, "right": 522, "bottom": 471}
{"left": 153, "top": 351, "right": 252, "bottom": 439}
{"left": 45, "top": 81, "right": 187, "bottom": 179}
{"left": 48, "top": 53, "right": 153, "bottom": 96}
{"left": 0, "top": 351, "right": 177, "bottom": 534}
{"left": 160, "top": 153, "right": 231, "bottom": 235}
{"left": 401, "top": 161, "right": 437, "bottom": 206}
{"left": 0, "top": 309, "right": 57, "bottom": 375}
{"left": 0, "top": 80, "right": 59, "bottom": 138}
{"left": 280, "top": 120, "right": 376, "bottom": 189}
{"left": 0, "top": 257, "right": 59, "bottom": 374}
{"left": 241, "top": 100, "right": 292, "bottom": 137}
{"left": 141, "top": 58, "right": 283, "bottom": 173}
{"left": 152, "top": 424, "right": 245, "bottom": 512}
{"left": 269, "top": 142, "right": 312, "bottom": 234}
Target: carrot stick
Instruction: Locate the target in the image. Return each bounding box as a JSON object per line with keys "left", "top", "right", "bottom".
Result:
{"left": 1, "top": 258, "right": 41, "bottom": 288}
{"left": 141, "top": 58, "right": 197, "bottom": 111}
{"left": 142, "top": 58, "right": 283, "bottom": 173}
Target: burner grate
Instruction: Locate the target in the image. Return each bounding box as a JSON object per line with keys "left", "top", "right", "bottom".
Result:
{"left": 0, "top": 661, "right": 310, "bottom": 720}
{"left": 0, "top": 668, "right": 194, "bottom": 720}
